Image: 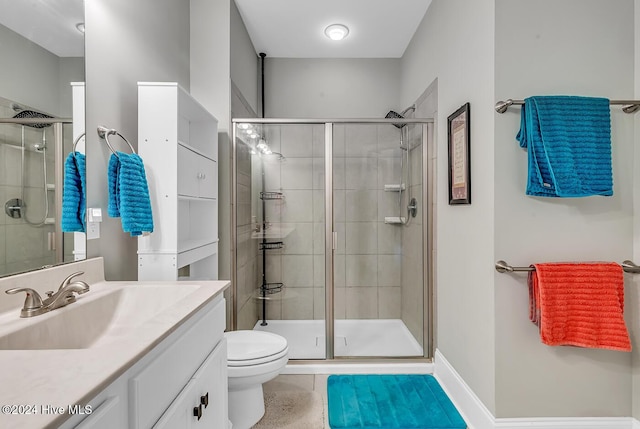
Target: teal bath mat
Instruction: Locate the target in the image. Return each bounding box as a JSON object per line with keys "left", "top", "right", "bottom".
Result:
{"left": 327, "top": 374, "right": 466, "bottom": 429}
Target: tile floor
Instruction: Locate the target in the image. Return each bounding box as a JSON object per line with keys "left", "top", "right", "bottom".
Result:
{"left": 253, "top": 374, "right": 330, "bottom": 429}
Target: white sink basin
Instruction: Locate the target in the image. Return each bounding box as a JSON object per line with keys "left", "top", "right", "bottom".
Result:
{"left": 0, "top": 284, "right": 200, "bottom": 350}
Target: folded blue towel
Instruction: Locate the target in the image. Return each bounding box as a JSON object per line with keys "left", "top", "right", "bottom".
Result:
{"left": 107, "top": 152, "right": 154, "bottom": 236}
{"left": 516, "top": 96, "right": 613, "bottom": 197}
{"left": 61, "top": 152, "right": 86, "bottom": 232}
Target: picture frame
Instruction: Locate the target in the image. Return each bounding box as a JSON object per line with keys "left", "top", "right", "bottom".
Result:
{"left": 447, "top": 102, "right": 471, "bottom": 205}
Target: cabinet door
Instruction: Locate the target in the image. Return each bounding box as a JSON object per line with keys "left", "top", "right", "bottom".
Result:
{"left": 198, "top": 158, "right": 217, "bottom": 199}
{"left": 153, "top": 339, "right": 227, "bottom": 429}
{"left": 178, "top": 145, "right": 200, "bottom": 198}
{"left": 74, "top": 397, "right": 121, "bottom": 429}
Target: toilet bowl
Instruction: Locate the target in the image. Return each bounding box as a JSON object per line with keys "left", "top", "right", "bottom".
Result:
{"left": 225, "top": 330, "right": 289, "bottom": 429}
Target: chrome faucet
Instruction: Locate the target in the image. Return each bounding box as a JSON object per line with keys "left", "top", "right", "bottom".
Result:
{"left": 5, "top": 271, "right": 90, "bottom": 318}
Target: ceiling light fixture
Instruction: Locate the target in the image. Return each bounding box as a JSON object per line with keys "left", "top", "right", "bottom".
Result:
{"left": 324, "top": 24, "right": 349, "bottom": 41}
{"left": 75, "top": 23, "right": 85, "bottom": 34}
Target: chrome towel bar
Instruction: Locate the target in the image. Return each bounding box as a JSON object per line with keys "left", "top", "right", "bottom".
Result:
{"left": 495, "top": 99, "right": 640, "bottom": 114}
{"left": 97, "top": 126, "right": 136, "bottom": 157}
{"left": 495, "top": 260, "right": 640, "bottom": 274}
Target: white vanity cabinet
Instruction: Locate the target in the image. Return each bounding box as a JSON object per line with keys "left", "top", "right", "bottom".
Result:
{"left": 60, "top": 294, "right": 228, "bottom": 429}
{"left": 137, "top": 82, "right": 219, "bottom": 281}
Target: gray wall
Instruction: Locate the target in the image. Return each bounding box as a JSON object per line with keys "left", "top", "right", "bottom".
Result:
{"left": 230, "top": 0, "right": 258, "bottom": 114}
{"left": 264, "top": 58, "right": 400, "bottom": 118}
{"left": 401, "top": 0, "right": 497, "bottom": 413}
{"left": 494, "top": 0, "right": 634, "bottom": 417}
{"left": 85, "top": 0, "right": 190, "bottom": 280}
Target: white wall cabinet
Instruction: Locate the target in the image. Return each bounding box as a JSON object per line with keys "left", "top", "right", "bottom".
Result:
{"left": 60, "top": 294, "right": 228, "bottom": 429}
{"left": 137, "top": 82, "right": 219, "bottom": 281}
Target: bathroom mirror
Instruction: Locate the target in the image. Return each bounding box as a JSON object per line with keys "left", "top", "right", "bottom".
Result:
{"left": 0, "top": 0, "right": 85, "bottom": 278}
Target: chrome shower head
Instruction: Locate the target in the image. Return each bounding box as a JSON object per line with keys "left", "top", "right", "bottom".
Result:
{"left": 385, "top": 110, "right": 406, "bottom": 129}
{"left": 12, "top": 109, "right": 54, "bottom": 128}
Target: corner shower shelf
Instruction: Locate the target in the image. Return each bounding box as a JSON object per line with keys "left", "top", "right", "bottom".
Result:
{"left": 251, "top": 226, "right": 295, "bottom": 240}
{"left": 383, "top": 184, "right": 405, "bottom": 192}
{"left": 259, "top": 241, "right": 284, "bottom": 251}
{"left": 260, "top": 283, "right": 284, "bottom": 295}
{"left": 260, "top": 191, "right": 284, "bottom": 200}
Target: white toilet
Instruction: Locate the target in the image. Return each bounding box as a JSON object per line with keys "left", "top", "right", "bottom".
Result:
{"left": 225, "top": 330, "right": 289, "bottom": 429}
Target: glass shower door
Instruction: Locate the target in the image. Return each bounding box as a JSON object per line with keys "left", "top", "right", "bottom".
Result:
{"left": 332, "top": 122, "right": 425, "bottom": 358}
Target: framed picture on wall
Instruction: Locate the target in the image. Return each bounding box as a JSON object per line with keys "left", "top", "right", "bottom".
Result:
{"left": 447, "top": 102, "right": 471, "bottom": 205}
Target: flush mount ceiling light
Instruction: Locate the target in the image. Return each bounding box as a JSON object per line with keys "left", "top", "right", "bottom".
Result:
{"left": 324, "top": 24, "right": 349, "bottom": 41}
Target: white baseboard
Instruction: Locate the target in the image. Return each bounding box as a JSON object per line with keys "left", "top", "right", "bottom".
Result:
{"left": 434, "top": 349, "right": 636, "bottom": 429}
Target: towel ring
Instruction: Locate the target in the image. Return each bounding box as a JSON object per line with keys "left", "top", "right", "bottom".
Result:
{"left": 72, "top": 132, "right": 86, "bottom": 153}
{"left": 97, "top": 125, "right": 136, "bottom": 157}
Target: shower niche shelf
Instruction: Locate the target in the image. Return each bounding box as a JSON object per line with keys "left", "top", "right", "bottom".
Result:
{"left": 260, "top": 191, "right": 284, "bottom": 200}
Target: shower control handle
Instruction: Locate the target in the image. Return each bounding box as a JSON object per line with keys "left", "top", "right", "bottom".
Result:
{"left": 193, "top": 404, "right": 202, "bottom": 420}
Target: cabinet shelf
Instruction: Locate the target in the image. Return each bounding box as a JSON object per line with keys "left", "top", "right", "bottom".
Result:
{"left": 178, "top": 141, "right": 216, "bottom": 162}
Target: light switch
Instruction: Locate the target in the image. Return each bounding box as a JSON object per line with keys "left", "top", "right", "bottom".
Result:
{"left": 86, "top": 207, "right": 102, "bottom": 240}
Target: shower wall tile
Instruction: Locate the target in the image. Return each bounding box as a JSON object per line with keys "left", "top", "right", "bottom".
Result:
{"left": 377, "top": 254, "right": 401, "bottom": 287}
{"left": 281, "top": 125, "right": 313, "bottom": 157}
{"left": 313, "top": 287, "right": 325, "bottom": 320}
{"left": 264, "top": 200, "right": 283, "bottom": 224}
{"left": 281, "top": 158, "right": 313, "bottom": 190}
{"left": 237, "top": 183, "right": 251, "bottom": 205}
{"left": 281, "top": 190, "right": 313, "bottom": 223}
{"left": 345, "top": 190, "right": 377, "bottom": 222}
{"left": 282, "top": 222, "right": 313, "bottom": 254}
{"left": 312, "top": 222, "right": 325, "bottom": 255}
{"left": 346, "top": 287, "right": 377, "bottom": 319}
{"left": 282, "top": 288, "right": 313, "bottom": 319}
{"left": 314, "top": 189, "right": 345, "bottom": 223}
{"left": 345, "top": 158, "right": 378, "bottom": 190}
{"left": 311, "top": 124, "right": 325, "bottom": 158}
{"left": 345, "top": 124, "right": 378, "bottom": 157}
{"left": 345, "top": 222, "right": 377, "bottom": 254}
{"left": 313, "top": 254, "right": 324, "bottom": 287}
{"left": 312, "top": 158, "right": 325, "bottom": 190}
{"left": 263, "top": 158, "right": 281, "bottom": 191}
{"left": 282, "top": 255, "right": 313, "bottom": 287}
{"left": 334, "top": 286, "right": 346, "bottom": 319}
{"left": 266, "top": 298, "right": 282, "bottom": 321}
{"left": 236, "top": 228, "right": 251, "bottom": 267}
{"left": 378, "top": 287, "right": 401, "bottom": 319}
{"left": 5, "top": 224, "right": 44, "bottom": 264}
{"left": 378, "top": 223, "right": 402, "bottom": 255}
{"left": 377, "top": 157, "right": 402, "bottom": 189}
{"left": 264, "top": 125, "right": 282, "bottom": 154}
{"left": 237, "top": 299, "right": 259, "bottom": 330}
{"left": 0, "top": 226, "right": 5, "bottom": 265}
{"left": 345, "top": 255, "right": 377, "bottom": 287}
{"left": 410, "top": 145, "right": 423, "bottom": 185}
{"left": 0, "top": 146, "right": 5, "bottom": 185}
{"left": 333, "top": 158, "right": 346, "bottom": 190}
{"left": 377, "top": 191, "right": 399, "bottom": 223}
{"left": 3, "top": 146, "right": 21, "bottom": 187}
{"left": 266, "top": 254, "right": 282, "bottom": 283}
{"left": 0, "top": 186, "right": 5, "bottom": 225}
{"left": 378, "top": 124, "right": 402, "bottom": 158}
{"left": 332, "top": 125, "right": 346, "bottom": 158}
{"left": 334, "top": 255, "right": 346, "bottom": 287}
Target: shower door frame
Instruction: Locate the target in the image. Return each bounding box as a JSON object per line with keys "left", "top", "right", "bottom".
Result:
{"left": 231, "top": 118, "right": 434, "bottom": 361}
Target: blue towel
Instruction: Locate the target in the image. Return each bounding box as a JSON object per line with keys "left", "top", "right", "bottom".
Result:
{"left": 516, "top": 95, "right": 613, "bottom": 197}
{"left": 107, "top": 152, "right": 154, "bottom": 236}
{"left": 61, "top": 152, "right": 86, "bottom": 232}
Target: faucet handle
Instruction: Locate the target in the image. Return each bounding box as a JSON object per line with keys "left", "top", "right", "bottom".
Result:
{"left": 5, "top": 287, "right": 45, "bottom": 315}
{"left": 58, "top": 271, "right": 85, "bottom": 291}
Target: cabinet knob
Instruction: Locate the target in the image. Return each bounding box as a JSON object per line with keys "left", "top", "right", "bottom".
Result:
{"left": 200, "top": 392, "right": 209, "bottom": 408}
{"left": 193, "top": 404, "right": 202, "bottom": 420}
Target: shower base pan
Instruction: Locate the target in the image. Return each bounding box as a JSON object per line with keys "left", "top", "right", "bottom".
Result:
{"left": 253, "top": 319, "right": 423, "bottom": 360}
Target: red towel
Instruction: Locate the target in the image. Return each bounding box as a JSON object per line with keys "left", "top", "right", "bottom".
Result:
{"left": 528, "top": 262, "right": 631, "bottom": 352}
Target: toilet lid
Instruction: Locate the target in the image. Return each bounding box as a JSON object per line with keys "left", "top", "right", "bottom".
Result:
{"left": 225, "top": 330, "right": 288, "bottom": 362}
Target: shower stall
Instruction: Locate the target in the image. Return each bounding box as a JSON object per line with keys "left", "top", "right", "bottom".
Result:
{"left": 232, "top": 117, "right": 433, "bottom": 360}
{"left": 0, "top": 97, "right": 75, "bottom": 277}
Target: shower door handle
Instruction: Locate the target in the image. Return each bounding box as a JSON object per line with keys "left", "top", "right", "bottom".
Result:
{"left": 47, "top": 232, "right": 56, "bottom": 251}
{"left": 332, "top": 232, "right": 338, "bottom": 250}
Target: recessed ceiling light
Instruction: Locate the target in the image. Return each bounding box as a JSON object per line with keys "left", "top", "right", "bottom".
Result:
{"left": 324, "top": 24, "right": 349, "bottom": 41}
{"left": 75, "top": 23, "right": 85, "bottom": 34}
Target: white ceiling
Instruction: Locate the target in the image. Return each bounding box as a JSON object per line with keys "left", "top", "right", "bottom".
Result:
{"left": 234, "top": 0, "right": 432, "bottom": 58}
{"left": 0, "top": 0, "right": 84, "bottom": 57}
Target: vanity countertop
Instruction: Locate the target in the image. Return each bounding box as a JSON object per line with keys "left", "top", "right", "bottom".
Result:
{"left": 0, "top": 278, "right": 230, "bottom": 429}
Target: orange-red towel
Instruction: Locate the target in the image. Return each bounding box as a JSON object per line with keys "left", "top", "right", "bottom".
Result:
{"left": 528, "top": 262, "right": 631, "bottom": 352}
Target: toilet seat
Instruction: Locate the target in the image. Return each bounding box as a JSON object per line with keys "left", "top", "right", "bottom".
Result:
{"left": 225, "top": 330, "right": 288, "bottom": 367}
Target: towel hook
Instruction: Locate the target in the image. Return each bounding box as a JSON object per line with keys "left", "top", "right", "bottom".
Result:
{"left": 72, "top": 132, "right": 85, "bottom": 153}
{"left": 97, "top": 126, "right": 136, "bottom": 157}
